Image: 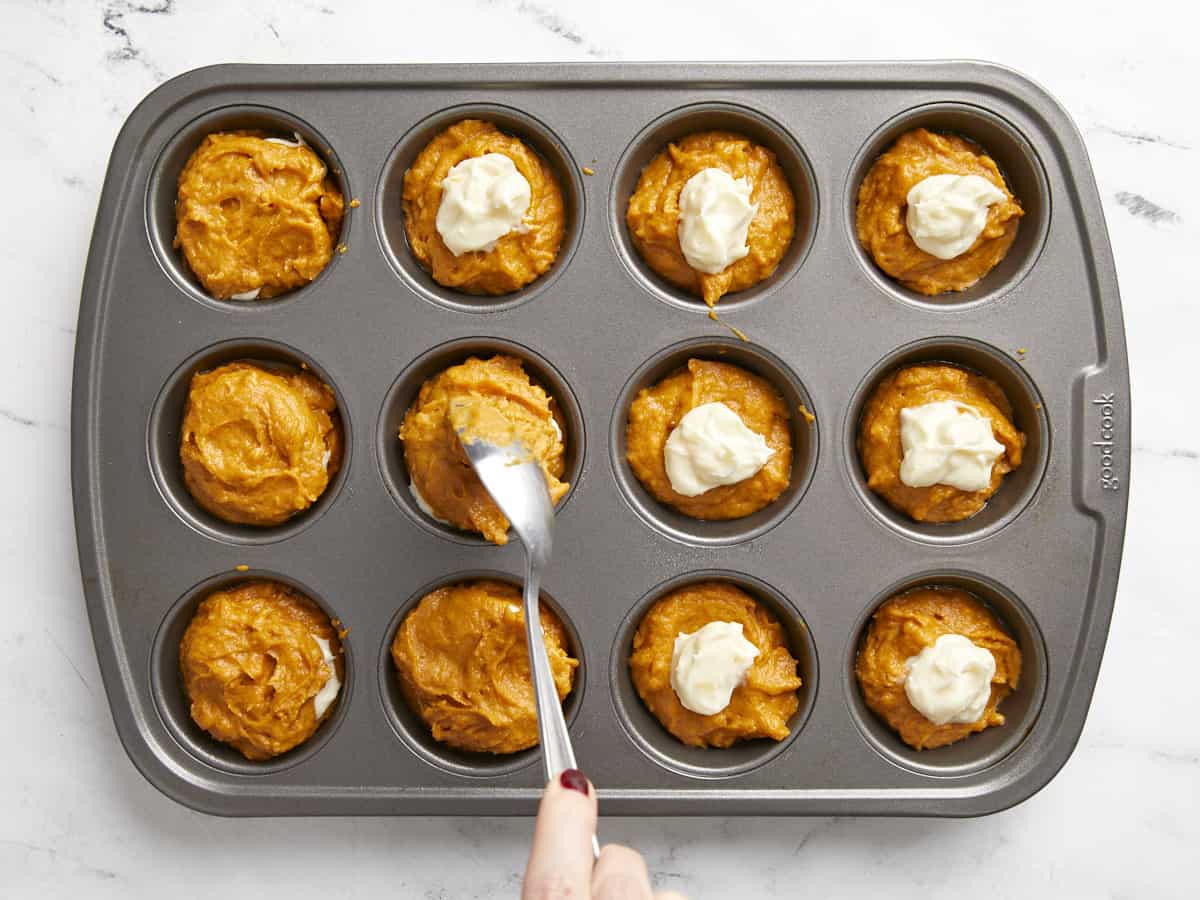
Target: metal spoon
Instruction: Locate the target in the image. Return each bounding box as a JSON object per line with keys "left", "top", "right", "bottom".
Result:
{"left": 456, "top": 426, "right": 600, "bottom": 860}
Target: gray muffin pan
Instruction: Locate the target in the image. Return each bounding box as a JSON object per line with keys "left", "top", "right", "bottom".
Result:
{"left": 72, "top": 62, "right": 1129, "bottom": 817}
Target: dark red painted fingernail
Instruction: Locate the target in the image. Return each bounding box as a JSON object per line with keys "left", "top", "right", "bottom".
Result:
{"left": 559, "top": 768, "right": 589, "bottom": 795}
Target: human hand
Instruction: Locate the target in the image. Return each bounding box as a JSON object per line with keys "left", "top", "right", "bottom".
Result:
{"left": 522, "top": 769, "right": 687, "bottom": 900}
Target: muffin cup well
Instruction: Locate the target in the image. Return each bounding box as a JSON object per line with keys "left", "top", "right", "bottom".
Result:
{"left": 377, "top": 570, "right": 587, "bottom": 778}
{"left": 146, "top": 338, "right": 351, "bottom": 546}
{"left": 609, "top": 336, "right": 818, "bottom": 547}
{"left": 150, "top": 569, "right": 353, "bottom": 776}
{"left": 375, "top": 103, "right": 585, "bottom": 313}
{"left": 844, "top": 571, "right": 1047, "bottom": 777}
{"left": 145, "top": 104, "right": 351, "bottom": 311}
{"left": 843, "top": 336, "right": 1049, "bottom": 545}
{"left": 609, "top": 570, "right": 818, "bottom": 779}
{"left": 846, "top": 102, "right": 1050, "bottom": 310}
{"left": 376, "top": 336, "right": 585, "bottom": 545}
{"left": 611, "top": 101, "right": 818, "bottom": 313}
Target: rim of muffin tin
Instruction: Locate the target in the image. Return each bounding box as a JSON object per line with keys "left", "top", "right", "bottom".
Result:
{"left": 843, "top": 570, "right": 1048, "bottom": 778}
{"left": 842, "top": 335, "right": 1050, "bottom": 546}
{"left": 609, "top": 100, "right": 819, "bottom": 315}
{"left": 844, "top": 101, "right": 1051, "bottom": 312}
{"left": 376, "top": 569, "right": 588, "bottom": 778}
{"left": 150, "top": 569, "right": 354, "bottom": 777}
{"left": 608, "top": 570, "right": 818, "bottom": 780}
{"left": 609, "top": 336, "right": 818, "bottom": 547}
{"left": 375, "top": 102, "right": 586, "bottom": 314}
{"left": 146, "top": 337, "right": 352, "bottom": 546}
{"left": 144, "top": 104, "right": 353, "bottom": 312}
{"left": 376, "top": 335, "right": 586, "bottom": 546}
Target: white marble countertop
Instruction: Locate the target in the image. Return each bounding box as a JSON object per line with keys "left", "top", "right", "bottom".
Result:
{"left": 3, "top": 1, "right": 1195, "bottom": 896}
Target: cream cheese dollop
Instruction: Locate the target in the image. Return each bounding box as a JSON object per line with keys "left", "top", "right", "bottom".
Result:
{"left": 905, "top": 173, "right": 1006, "bottom": 260}
{"left": 670, "top": 621, "right": 760, "bottom": 716}
{"left": 903, "top": 633, "right": 996, "bottom": 725}
{"left": 664, "top": 402, "right": 774, "bottom": 497}
{"left": 311, "top": 635, "right": 341, "bottom": 719}
{"left": 410, "top": 481, "right": 451, "bottom": 525}
{"left": 677, "top": 168, "right": 758, "bottom": 274}
{"left": 436, "top": 152, "right": 531, "bottom": 256}
{"left": 899, "top": 400, "right": 1005, "bottom": 492}
{"left": 264, "top": 132, "right": 306, "bottom": 148}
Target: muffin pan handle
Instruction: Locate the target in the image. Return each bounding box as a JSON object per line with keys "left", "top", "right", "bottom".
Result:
{"left": 1074, "top": 365, "right": 1129, "bottom": 516}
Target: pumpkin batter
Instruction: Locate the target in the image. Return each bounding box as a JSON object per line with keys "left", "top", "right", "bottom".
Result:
{"left": 180, "top": 361, "right": 343, "bottom": 526}
{"left": 391, "top": 580, "right": 577, "bottom": 755}
{"left": 630, "top": 581, "right": 801, "bottom": 748}
{"left": 626, "top": 131, "right": 795, "bottom": 308}
{"left": 856, "top": 586, "right": 1022, "bottom": 750}
{"left": 856, "top": 128, "right": 1023, "bottom": 295}
{"left": 626, "top": 358, "right": 791, "bottom": 519}
{"left": 399, "top": 354, "right": 568, "bottom": 544}
{"left": 402, "top": 119, "right": 566, "bottom": 295}
{"left": 858, "top": 363, "right": 1024, "bottom": 523}
{"left": 174, "top": 131, "right": 344, "bottom": 300}
{"left": 180, "top": 580, "right": 344, "bottom": 761}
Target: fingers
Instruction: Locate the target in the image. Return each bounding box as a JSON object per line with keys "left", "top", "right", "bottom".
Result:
{"left": 654, "top": 893, "right": 689, "bottom": 900}
{"left": 522, "top": 770, "right": 599, "bottom": 900}
{"left": 592, "top": 843, "right": 653, "bottom": 900}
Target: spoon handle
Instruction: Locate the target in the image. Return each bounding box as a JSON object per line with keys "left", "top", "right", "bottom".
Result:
{"left": 523, "top": 553, "right": 577, "bottom": 780}
{"left": 523, "top": 554, "right": 600, "bottom": 860}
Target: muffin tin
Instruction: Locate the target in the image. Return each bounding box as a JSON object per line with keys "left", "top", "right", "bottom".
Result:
{"left": 72, "top": 62, "right": 1128, "bottom": 817}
